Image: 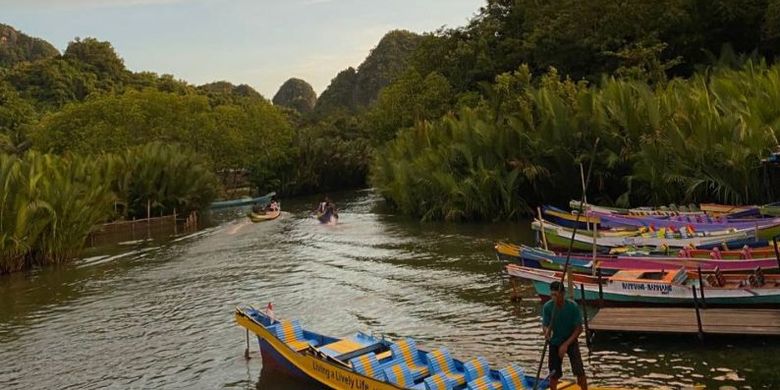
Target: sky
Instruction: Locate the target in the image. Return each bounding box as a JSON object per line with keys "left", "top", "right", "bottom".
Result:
{"left": 2, "top": 0, "right": 484, "bottom": 97}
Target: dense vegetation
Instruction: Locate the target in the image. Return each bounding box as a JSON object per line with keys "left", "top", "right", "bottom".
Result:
{"left": 365, "top": 0, "right": 780, "bottom": 220}
{"left": 372, "top": 62, "right": 780, "bottom": 221}
{"left": 0, "top": 144, "right": 216, "bottom": 273}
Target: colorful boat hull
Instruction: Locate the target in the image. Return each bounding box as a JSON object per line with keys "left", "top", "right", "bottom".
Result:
{"left": 249, "top": 208, "right": 281, "bottom": 222}
{"left": 506, "top": 264, "right": 780, "bottom": 306}
{"left": 533, "top": 220, "right": 755, "bottom": 251}
{"left": 234, "top": 307, "right": 607, "bottom": 390}
{"left": 499, "top": 244, "right": 780, "bottom": 274}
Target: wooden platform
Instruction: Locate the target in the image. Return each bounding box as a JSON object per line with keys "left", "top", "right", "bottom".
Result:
{"left": 589, "top": 308, "right": 780, "bottom": 335}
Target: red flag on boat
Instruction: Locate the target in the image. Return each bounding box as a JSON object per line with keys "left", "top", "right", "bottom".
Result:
{"left": 265, "top": 302, "right": 275, "bottom": 321}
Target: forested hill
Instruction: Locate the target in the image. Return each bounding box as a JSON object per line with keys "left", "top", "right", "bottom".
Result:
{"left": 315, "top": 30, "right": 423, "bottom": 115}
{"left": 0, "top": 24, "right": 59, "bottom": 68}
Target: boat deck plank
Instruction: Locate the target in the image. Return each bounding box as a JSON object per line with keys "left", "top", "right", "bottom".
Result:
{"left": 589, "top": 308, "right": 780, "bottom": 335}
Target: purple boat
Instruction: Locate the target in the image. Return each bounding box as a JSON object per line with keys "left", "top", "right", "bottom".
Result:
{"left": 514, "top": 245, "right": 780, "bottom": 274}
{"left": 592, "top": 211, "right": 780, "bottom": 239}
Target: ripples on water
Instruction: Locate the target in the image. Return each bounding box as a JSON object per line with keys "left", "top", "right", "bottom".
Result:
{"left": 0, "top": 190, "right": 777, "bottom": 389}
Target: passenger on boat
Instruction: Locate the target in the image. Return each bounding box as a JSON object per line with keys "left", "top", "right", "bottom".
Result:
{"left": 267, "top": 196, "right": 279, "bottom": 212}
{"left": 542, "top": 281, "right": 587, "bottom": 390}
{"left": 251, "top": 203, "right": 264, "bottom": 214}
{"left": 316, "top": 196, "right": 330, "bottom": 214}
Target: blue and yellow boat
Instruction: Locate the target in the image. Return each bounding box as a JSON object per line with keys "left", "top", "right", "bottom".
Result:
{"left": 235, "top": 305, "right": 607, "bottom": 390}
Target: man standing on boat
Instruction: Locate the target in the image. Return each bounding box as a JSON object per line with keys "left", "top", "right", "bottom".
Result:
{"left": 542, "top": 281, "right": 587, "bottom": 390}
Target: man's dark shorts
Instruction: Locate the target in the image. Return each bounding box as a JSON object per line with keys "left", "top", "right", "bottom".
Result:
{"left": 548, "top": 342, "right": 585, "bottom": 379}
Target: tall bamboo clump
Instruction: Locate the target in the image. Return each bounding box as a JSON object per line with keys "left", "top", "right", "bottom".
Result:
{"left": 371, "top": 61, "right": 780, "bottom": 221}
{"left": 0, "top": 152, "right": 115, "bottom": 273}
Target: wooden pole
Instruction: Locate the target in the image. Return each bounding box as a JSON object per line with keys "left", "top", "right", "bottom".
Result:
{"left": 147, "top": 199, "right": 151, "bottom": 239}
{"left": 692, "top": 287, "right": 704, "bottom": 341}
{"left": 773, "top": 236, "right": 780, "bottom": 271}
{"left": 580, "top": 163, "right": 587, "bottom": 209}
{"left": 592, "top": 222, "right": 598, "bottom": 265}
{"left": 537, "top": 207, "right": 548, "bottom": 250}
{"left": 244, "top": 329, "right": 251, "bottom": 359}
{"left": 579, "top": 283, "right": 592, "bottom": 349}
{"left": 533, "top": 138, "right": 599, "bottom": 390}
{"left": 697, "top": 266, "right": 706, "bottom": 308}
{"left": 597, "top": 268, "right": 604, "bottom": 307}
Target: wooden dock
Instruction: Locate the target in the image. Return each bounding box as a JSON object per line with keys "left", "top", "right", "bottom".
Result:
{"left": 588, "top": 308, "right": 780, "bottom": 336}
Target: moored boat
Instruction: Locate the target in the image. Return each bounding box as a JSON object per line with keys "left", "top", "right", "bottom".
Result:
{"left": 532, "top": 219, "right": 755, "bottom": 251}
{"left": 497, "top": 243, "right": 780, "bottom": 275}
{"left": 235, "top": 306, "right": 607, "bottom": 390}
{"left": 211, "top": 192, "right": 277, "bottom": 209}
{"left": 506, "top": 264, "right": 780, "bottom": 306}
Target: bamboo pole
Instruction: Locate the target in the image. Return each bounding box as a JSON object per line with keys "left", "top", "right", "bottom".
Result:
{"left": 537, "top": 207, "right": 549, "bottom": 250}
{"left": 533, "top": 139, "right": 600, "bottom": 390}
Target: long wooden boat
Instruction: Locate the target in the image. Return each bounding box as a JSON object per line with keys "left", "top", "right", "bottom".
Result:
{"left": 248, "top": 208, "right": 281, "bottom": 223}
{"left": 210, "top": 192, "right": 276, "bottom": 209}
{"left": 541, "top": 206, "right": 602, "bottom": 229}
{"left": 506, "top": 264, "right": 780, "bottom": 306}
{"left": 568, "top": 200, "right": 707, "bottom": 217}
{"left": 498, "top": 243, "right": 780, "bottom": 275}
{"left": 569, "top": 200, "right": 768, "bottom": 218}
{"left": 592, "top": 211, "right": 780, "bottom": 239}
{"left": 234, "top": 306, "right": 607, "bottom": 390}
{"left": 532, "top": 220, "right": 755, "bottom": 251}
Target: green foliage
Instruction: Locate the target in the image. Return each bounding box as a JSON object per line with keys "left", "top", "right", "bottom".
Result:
{"left": 198, "top": 80, "right": 263, "bottom": 105}
{"left": 286, "top": 115, "right": 372, "bottom": 194}
{"left": 0, "top": 152, "right": 115, "bottom": 273}
{"left": 272, "top": 78, "right": 317, "bottom": 114}
{"left": 111, "top": 142, "right": 219, "bottom": 219}
{"left": 30, "top": 89, "right": 294, "bottom": 173}
{"left": 315, "top": 67, "right": 359, "bottom": 115}
{"left": 364, "top": 70, "right": 455, "bottom": 143}
{"left": 0, "top": 24, "right": 59, "bottom": 68}
{"left": 372, "top": 62, "right": 780, "bottom": 221}
{"left": 63, "top": 37, "right": 127, "bottom": 87}
{"left": 5, "top": 58, "right": 99, "bottom": 109}
{"left": 0, "top": 144, "right": 218, "bottom": 273}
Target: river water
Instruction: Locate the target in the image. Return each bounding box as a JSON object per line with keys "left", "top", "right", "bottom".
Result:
{"left": 0, "top": 190, "right": 777, "bottom": 389}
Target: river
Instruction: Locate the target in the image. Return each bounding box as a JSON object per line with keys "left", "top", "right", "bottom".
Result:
{"left": 0, "top": 190, "right": 776, "bottom": 389}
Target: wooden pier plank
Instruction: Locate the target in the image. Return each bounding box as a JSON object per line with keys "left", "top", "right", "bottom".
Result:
{"left": 588, "top": 308, "right": 780, "bottom": 336}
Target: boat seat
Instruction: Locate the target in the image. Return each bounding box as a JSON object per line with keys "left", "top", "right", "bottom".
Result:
{"left": 423, "top": 372, "right": 456, "bottom": 390}
{"left": 275, "top": 320, "right": 319, "bottom": 352}
{"left": 383, "top": 362, "right": 425, "bottom": 390}
{"left": 467, "top": 375, "right": 501, "bottom": 390}
{"left": 498, "top": 364, "right": 529, "bottom": 390}
{"left": 426, "top": 348, "right": 466, "bottom": 386}
{"left": 349, "top": 352, "right": 384, "bottom": 380}
{"left": 463, "top": 356, "right": 491, "bottom": 382}
{"left": 390, "top": 338, "right": 430, "bottom": 379}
